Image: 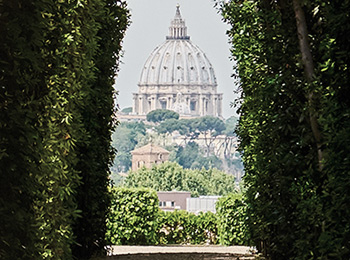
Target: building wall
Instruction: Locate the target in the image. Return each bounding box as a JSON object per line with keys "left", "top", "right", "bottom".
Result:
{"left": 186, "top": 196, "right": 221, "bottom": 214}
{"left": 157, "top": 191, "right": 191, "bottom": 211}
{"left": 131, "top": 152, "right": 169, "bottom": 172}
{"left": 132, "top": 87, "right": 222, "bottom": 117}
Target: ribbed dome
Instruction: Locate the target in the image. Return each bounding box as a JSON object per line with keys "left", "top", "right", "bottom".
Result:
{"left": 139, "top": 5, "right": 217, "bottom": 86}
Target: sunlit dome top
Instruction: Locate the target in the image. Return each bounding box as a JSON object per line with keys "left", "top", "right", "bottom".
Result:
{"left": 139, "top": 5, "right": 217, "bottom": 86}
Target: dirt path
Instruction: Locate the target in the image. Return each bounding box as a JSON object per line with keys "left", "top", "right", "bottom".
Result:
{"left": 95, "top": 245, "right": 256, "bottom": 260}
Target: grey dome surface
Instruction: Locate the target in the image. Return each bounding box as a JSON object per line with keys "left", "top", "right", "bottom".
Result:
{"left": 139, "top": 40, "right": 217, "bottom": 86}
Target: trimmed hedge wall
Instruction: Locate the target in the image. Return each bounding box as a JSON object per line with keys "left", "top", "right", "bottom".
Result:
{"left": 0, "top": 0, "right": 129, "bottom": 259}
{"left": 106, "top": 188, "right": 248, "bottom": 246}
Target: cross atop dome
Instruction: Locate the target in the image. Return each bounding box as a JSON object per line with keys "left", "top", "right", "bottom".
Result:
{"left": 175, "top": 4, "right": 181, "bottom": 18}
{"left": 166, "top": 4, "right": 190, "bottom": 40}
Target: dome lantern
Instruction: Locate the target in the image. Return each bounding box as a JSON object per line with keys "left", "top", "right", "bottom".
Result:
{"left": 166, "top": 4, "right": 190, "bottom": 40}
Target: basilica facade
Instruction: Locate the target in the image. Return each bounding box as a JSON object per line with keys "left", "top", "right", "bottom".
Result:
{"left": 132, "top": 5, "right": 223, "bottom": 117}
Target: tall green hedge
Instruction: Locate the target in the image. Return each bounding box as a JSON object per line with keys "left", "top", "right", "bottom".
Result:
{"left": 217, "top": 0, "right": 350, "bottom": 259}
{"left": 0, "top": 0, "right": 129, "bottom": 259}
{"left": 71, "top": 0, "right": 129, "bottom": 258}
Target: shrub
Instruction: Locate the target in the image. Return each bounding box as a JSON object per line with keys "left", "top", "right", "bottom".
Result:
{"left": 158, "top": 210, "right": 218, "bottom": 245}
{"left": 106, "top": 188, "right": 160, "bottom": 245}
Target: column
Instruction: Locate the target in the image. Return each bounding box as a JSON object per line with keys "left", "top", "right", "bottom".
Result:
{"left": 139, "top": 96, "right": 143, "bottom": 115}
{"left": 132, "top": 94, "right": 137, "bottom": 114}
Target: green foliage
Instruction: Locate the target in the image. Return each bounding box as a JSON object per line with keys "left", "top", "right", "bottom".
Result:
{"left": 174, "top": 142, "right": 200, "bottom": 169}
{"left": 156, "top": 118, "right": 187, "bottom": 135}
{"left": 105, "top": 189, "right": 252, "bottom": 246}
{"left": 105, "top": 190, "right": 251, "bottom": 246}
{"left": 193, "top": 116, "right": 226, "bottom": 136}
{"left": 112, "top": 122, "right": 146, "bottom": 173}
{"left": 174, "top": 142, "right": 223, "bottom": 170}
{"left": 216, "top": 194, "right": 250, "bottom": 246}
{"left": 157, "top": 116, "right": 225, "bottom": 138}
{"left": 158, "top": 210, "right": 218, "bottom": 245}
{"left": 123, "top": 162, "right": 236, "bottom": 197}
{"left": 106, "top": 187, "right": 160, "bottom": 245}
{"left": 0, "top": 0, "right": 129, "bottom": 259}
{"left": 121, "top": 107, "right": 132, "bottom": 114}
{"left": 146, "top": 109, "right": 180, "bottom": 123}
{"left": 223, "top": 116, "right": 238, "bottom": 136}
{"left": 217, "top": 0, "right": 350, "bottom": 259}
{"left": 71, "top": 0, "right": 130, "bottom": 258}
{"left": 156, "top": 116, "right": 227, "bottom": 160}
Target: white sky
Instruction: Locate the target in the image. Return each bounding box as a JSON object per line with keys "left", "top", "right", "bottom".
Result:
{"left": 114, "top": 0, "right": 239, "bottom": 119}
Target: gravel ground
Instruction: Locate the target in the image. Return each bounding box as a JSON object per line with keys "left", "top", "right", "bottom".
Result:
{"left": 108, "top": 245, "right": 254, "bottom": 255}
{"left": 93, "top": 245, "right": 256, "bottom": 260}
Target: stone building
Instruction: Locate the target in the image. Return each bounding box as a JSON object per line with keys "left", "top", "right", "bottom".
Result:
{"left": 131, "top": 143, "right": 170, "bottom": 172}
{"left": 132, "top": 5, "right": 222, "bottom": 117}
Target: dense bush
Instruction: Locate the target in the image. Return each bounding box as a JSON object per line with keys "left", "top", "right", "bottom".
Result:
{"left": 158, "top": 210, "right": 218, "bottom": 245}
{"left": 106, "top": 187, "right": 160, "bottom": 245}
{"left": 216, "top": 194, "right": 250, "bottom": 246}
{"left": 105, "top": 188, "right": 254, "bottom": 247}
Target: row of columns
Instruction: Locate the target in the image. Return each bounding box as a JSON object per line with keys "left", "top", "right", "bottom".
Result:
{"left": 132, "top": 93, "right": 222, "bottom": 117}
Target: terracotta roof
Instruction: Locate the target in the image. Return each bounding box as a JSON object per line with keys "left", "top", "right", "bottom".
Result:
{"left": 131, "top": 143, "right": 170, "bottom": 155}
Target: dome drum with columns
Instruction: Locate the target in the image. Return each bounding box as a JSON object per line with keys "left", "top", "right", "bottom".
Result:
{"left": 132, "top": 5, "right": 223, "bottom": 117}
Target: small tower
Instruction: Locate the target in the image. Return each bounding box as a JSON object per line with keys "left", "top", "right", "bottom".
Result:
{"left": 131, "top": 143, "right": 170, "bottom": 171}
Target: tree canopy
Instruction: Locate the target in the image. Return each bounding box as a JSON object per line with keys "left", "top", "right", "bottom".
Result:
{"left": 174, "top": 142, "right": 223, "bottom": 170}
{"left": 146, "top": 109, "right": 179, "bottom": 123}
{"left": 111, "top": 122, "right": 146, "bottom": 173}
{"left": 123, "top": 162, "right": 237, "bottom": 197}
{"left": 157, "top": 116, "right": 225, "bottom": 139}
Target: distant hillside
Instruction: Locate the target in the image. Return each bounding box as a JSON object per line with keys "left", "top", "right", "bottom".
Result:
{"left": 111, "top": 115, "right": 244, "bottom": 183}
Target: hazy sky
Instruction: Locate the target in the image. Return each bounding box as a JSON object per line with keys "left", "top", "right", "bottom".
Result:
{"left": 115, "top": 0, "right": 239, "bottom": 118}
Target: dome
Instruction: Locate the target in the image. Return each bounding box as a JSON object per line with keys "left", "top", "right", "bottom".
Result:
{"left": 139, "top": 5, "right": 217, "bottom": 86}
{"left": 132, "top": 5, "right": 223, "bottom": 118}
